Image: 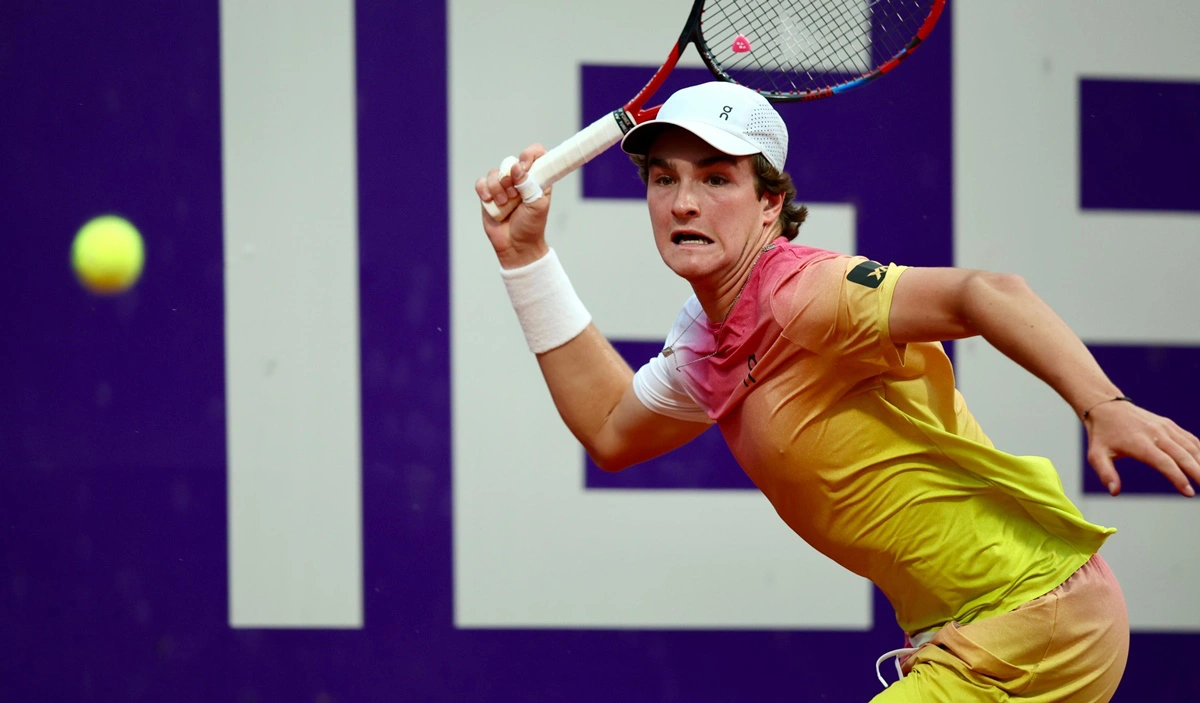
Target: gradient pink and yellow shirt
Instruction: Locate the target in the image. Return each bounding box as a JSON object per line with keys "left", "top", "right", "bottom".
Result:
{"left": 633, "top": 239, "right": 1114, "bottom": 634}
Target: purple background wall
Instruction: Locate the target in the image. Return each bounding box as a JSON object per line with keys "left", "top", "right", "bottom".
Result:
{"left": 2, "top": 1, "right": 1197, "bottom": 701}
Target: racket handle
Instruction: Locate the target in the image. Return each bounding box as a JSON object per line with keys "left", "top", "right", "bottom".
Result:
{"left": 481, "top": 110, "right": 630, "bottom": 221}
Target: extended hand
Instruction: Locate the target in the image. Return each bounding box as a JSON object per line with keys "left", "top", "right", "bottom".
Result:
{"left": 1084, "top": 399, "right": 1200, "bottom": 496}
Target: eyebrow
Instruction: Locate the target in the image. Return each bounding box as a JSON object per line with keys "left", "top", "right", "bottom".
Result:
{"left": 647, "top": 153, "right": 740, "bottom": 170}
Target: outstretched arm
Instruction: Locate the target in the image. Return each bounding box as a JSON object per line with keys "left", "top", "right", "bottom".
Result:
{"left": 476, "top": 146, "right": 709, "bottom": 470}
{"left": 888, "top": 267, "right": 1200, "bottom": 496}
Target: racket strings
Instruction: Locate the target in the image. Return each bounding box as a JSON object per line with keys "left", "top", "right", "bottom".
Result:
{"left": 704, "top": 2, "right": 868, "bottom": 94}
{"left": 713, "top": 1, "right": 869, "bottom": 82}
{"left": 700, "top": 0, "right": 938, "bottom": 98}
{"left": 706, "top": 3, "right": 812, "bottom": 92}
{"left": 705, "top": 1, "right": 869, "bottom": 83}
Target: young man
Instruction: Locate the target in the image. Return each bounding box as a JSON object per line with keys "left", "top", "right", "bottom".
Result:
{"left": 475, "top": 82, "right": 1200, "bottom": 701}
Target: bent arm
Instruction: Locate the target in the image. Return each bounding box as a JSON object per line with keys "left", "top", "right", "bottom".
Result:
{"left": 536, "top": 324, "right": 710, "bottom": 471}
{"left": 888, "top": 268, "right": 1120, "bottom": 417}
{"left": 888, "top": 267, "right": 1200, "bottom": 495}
{"left": 478, "top": 145, "right": 707, "bottom": 472}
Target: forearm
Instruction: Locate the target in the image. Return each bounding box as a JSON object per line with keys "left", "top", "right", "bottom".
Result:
{"left": 536, "top": 325, "right": 635, "bottom": 452}
{"left": 962, "top": 273, "right": 1123, "bottom": 418}
{"left": 481, "top": 152, "right": 648, "bottom": 456}
{"left": 499, "top": 248, "right": 632, "bottom": 453}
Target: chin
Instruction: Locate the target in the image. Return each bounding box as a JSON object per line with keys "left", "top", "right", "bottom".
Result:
{"left": 660, "top": 249, "right": 721, "bottom": 282}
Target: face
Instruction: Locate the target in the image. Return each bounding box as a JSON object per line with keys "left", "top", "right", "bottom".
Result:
{"left": 645, "top": 128, "right": 782, "bottom": 292}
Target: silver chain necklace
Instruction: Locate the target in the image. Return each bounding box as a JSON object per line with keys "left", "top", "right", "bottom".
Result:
{"left": 662, "top": 243, "right": 775, "bottom": 370}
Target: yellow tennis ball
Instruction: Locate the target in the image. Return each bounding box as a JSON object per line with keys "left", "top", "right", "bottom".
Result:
{"left": 71, "top": 215, "right": 145, "bottom": 295}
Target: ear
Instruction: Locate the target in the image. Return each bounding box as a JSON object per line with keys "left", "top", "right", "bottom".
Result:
{"left": 761, "top": 189, "right": 784, "bottom": 226}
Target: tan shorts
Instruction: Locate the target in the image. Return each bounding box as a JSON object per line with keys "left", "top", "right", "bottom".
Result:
{"left": 872, "top": 554, "right": 1129, "bottom": 702}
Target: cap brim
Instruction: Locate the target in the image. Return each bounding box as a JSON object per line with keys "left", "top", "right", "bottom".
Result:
{"left": 620, "top": 119, "right": 761, "bottom": 159}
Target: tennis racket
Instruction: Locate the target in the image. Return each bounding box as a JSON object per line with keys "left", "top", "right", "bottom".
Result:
{"left": 482, "top": 0, "right": 945, "bottom": 221}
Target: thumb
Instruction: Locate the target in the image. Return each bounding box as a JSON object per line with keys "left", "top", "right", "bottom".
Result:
{"left": 504, "top": 157, "right": 546, "bottom": 206}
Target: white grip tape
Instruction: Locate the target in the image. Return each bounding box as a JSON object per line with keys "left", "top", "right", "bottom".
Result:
{"left": 499, "top": 248, "right": 592, "bottom": 354}
{"left": 481, "top": 110, "right": 631, "bottom": 221}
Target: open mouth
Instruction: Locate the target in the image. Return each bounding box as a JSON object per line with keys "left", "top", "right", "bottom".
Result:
{"left": 671, "top": 231, "right": 714, "bottom": 245}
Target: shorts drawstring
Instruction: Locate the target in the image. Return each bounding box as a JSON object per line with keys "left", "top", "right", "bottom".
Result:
{"left": 875, "top": 628, "right": 937, "bottom": 688}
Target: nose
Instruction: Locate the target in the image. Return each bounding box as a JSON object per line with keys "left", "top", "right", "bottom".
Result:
{"left": 671, "top": 181, "right": 699, "bottom": 219}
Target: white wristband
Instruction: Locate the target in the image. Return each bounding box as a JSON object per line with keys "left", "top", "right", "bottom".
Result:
{"left": 500, "top": 249, "right": 592, "bottom": 354}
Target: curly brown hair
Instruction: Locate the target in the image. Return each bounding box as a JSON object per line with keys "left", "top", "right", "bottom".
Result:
{"left": 628, "top": 152, "right": 808, "bottom": 241}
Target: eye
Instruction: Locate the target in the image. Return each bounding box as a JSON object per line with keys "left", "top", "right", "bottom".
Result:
{"left": 706, "top": 174, "right": 729, "bottom": 186}
{"left": 653, "top": 174, "right": 675, "bottom": 186}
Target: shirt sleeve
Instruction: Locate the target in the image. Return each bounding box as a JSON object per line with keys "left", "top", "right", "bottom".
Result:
{"left": 775, "top": 255, "right": 909, "bottom": 369}
{"left": 632, "top": 354, "right": 716, "bottom": 424}
{"left": 631, "top": 298, "right": 717, "bottom": 424}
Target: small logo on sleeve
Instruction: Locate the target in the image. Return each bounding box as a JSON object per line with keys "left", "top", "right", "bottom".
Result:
{"left": 847, "top": 260, "right": 888, "bottom": 288}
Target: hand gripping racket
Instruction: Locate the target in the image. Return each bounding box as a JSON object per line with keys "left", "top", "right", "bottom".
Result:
{"left": 482, "top": 0, "right": 945, "bottom": 220}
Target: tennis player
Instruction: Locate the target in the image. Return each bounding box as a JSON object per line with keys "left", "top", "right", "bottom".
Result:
{"left": 475, "top": 82, "right": 1200, "bottom": 701}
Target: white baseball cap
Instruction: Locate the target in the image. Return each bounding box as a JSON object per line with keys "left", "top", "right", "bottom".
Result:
{"left": 620, "top": 82, "right": 788, "bottom": 172}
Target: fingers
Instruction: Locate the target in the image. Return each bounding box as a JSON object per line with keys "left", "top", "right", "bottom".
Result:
{"left": 476, "top": 144, "right": 548, "bottom": 215}
{"left": 1139, "top": 416, "right": 1200, "bottom": 496}
{"left": 475, "top": 167, "right": 519, "bottom": 211}
{"left": 1085, "top": 403, "right": 1200, "bottom": 497}
{"left": 1158, "top": 427, "right": 1200, "bottom": 496}
{"left": 506, "top": 146, "right": 549, "bottom": 198}
{"left": 501, "top": 144, "right": 547, "bottom": 189}
{"left": 1143, "top": 440, "right": 1196, "bottom": 497}
{"left": 499, "top": 155, "right": 521, "bottom": 184}
{"left": 1097, "top": 430, "right": 1199, "bottom": 497}
{"left": 505, "top": 160, "right": 545, "bottom": 205}
{"left": 1168, "top": 421, "right": 1200, "bottom": 457}
{"left": 1086, "top": 448, "right": 1121, "bottom": 496}
{"left": 519, "top": 143, "right": 547, "bottom": 169}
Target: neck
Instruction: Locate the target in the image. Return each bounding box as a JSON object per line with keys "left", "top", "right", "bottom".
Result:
{"left": 695, "top": 232, "right": 777, "bottom": 323}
